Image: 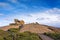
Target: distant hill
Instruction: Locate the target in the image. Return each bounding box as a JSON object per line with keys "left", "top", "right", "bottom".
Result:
{"left": 0, "top": 23, "right": 55, "bottom": 33}
{"left": 0, "top": 19, "right": 60, "bottom": 33}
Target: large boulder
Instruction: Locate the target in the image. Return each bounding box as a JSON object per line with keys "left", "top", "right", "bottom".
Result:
{"left": 14, "top": 19, "right": 25, "bottom": 25}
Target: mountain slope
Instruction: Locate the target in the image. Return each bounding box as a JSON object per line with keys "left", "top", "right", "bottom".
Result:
{"left": 0, "top": 23, "right": 60, "bottom": 33}
{"left": 20, "top": 23, "right": 54, "bottom": 33}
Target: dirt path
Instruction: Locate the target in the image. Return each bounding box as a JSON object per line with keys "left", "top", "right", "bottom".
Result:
{"left": 38, "top": 34, "right": 54, "bottom": 40}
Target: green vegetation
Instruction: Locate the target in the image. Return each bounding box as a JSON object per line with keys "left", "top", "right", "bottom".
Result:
{"left": 8, "top": 28, "right": 19, "bottom": 33}
{"left": 44, "top": 32, "right": 60, "bottom": 40}
{"left": 17, "top": 31, "right": 41, "bottom": 40}
{"left": 0, "top": 30, "right": 9, "bottom": 37}
{"left": 0, "top": 29, "right": 41, "bottom": 40}
{"left": 0, "top": 36, "right": 4, "bottom": 40}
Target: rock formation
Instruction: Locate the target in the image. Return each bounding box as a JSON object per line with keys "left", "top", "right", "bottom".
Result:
{"left": 10, "top": 19, "right": 24, "bottom": 26}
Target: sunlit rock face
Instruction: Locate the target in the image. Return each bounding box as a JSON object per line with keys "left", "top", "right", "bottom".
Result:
{"left": 9, "top": 19, "right": 25, "bottom": 26}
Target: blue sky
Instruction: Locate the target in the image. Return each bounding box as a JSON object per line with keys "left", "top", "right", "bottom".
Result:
{"left": 0, "top": 0, "right": 60, "bottom": 27}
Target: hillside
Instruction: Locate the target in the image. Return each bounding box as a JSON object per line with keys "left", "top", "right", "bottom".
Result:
{"left": 0, "top": 20, "right": 60, "bottom": 40}
{"left": 0, "top": 19, "right": 60, "bottom": 33}
{"left": 20, "top": 23, "right": 54, "bottom": 33}
{"left": 47, "top": 26, "right": 60, "bottom": 33}
{"left": 0, "top": 23, "right": 55, "bottom": 34}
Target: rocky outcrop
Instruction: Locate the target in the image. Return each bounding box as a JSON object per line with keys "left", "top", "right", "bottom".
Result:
{"left": 9, "top": 19, "right": 24, "bottom": 26}
{"left": 0, "top": 19, "right": 25, "bottom": 31}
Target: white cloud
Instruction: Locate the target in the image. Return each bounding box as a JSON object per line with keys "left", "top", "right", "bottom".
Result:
{"left": 0, "top": 23, "right": 2, "bottom": 27}
{"left": 0, "top": 1, "right": 28, "bottom": 11}
{"left": 23, "top": 13, "right": 60, "bottom": 24}
{"left": 0, "top": 2, "right": 14, "bottom": 10}
{"left": 0, "top": 23, "right": 1, "bottom": 24}
{"left": 8, "top": 0, "right": 18, "bottom": 3}
{"left": 0, "top": 13, "right": 4, "bottom": 16}
{"left": 0, "top": 8, "right": 60, "bottom": 27}
{"left": 17, "top": 8, "right": 60, "bottom": 27}
{"left": 0, "top": 21, "right": 7, "bottom": 27}
{"left": 21, "top": 0, "right": 31, "bottom": 2}
{"left": 7, "top": 0, "right": 28, "bottom": 10}
{"left": 10, "top": 8, "right": 60, "bottom": 25}
{"left": 0, "top": 19, "right": 14, "bottom": 27}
